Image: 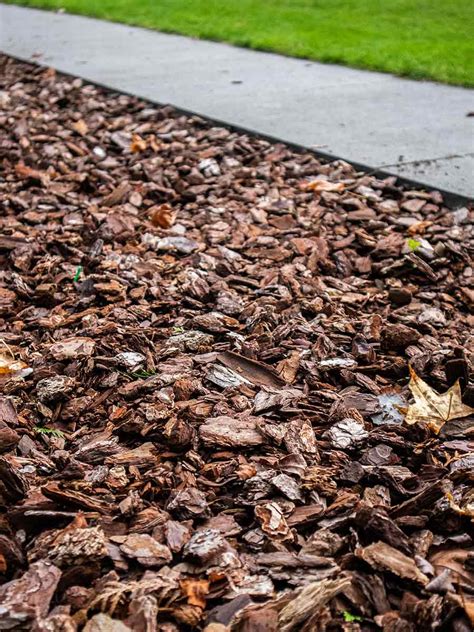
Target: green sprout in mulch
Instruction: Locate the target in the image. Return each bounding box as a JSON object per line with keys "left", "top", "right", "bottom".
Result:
{"left": 343, "top": 611, "right": 363, "bottom": 623}
{"left": 73, "top": 265, "right": 83, "bottom": 282}
{"left": 407, "top": 238, "right": 422, "bottom": 252}
{"left": 34, "top": 426, "right": 65, "bottom": 438}
{"left": 131, "top": 369, "right": 156, "bottom": 378}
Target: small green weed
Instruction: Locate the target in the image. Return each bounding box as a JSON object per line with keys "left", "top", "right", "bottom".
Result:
{"left": 34, "top": 426, "right": 65, "bottom": 438}
{"left": 131, "top": 369, "right": 156, "bottom": 378}
{"left": 343, "top": 611, "right": 363, "bottom": 623}
{"left": 73, "top": 265, "right": 83, "bottom": 282}
{"left": 407, "top": 238, "right": 422, "bottom": 252}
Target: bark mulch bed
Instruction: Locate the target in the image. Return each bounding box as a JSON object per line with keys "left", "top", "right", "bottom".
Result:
{"left": 0, "top": 54, "right": 473, "bottom": 631}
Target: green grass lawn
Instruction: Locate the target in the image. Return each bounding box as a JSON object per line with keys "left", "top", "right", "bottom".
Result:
{"left": 6, "top": 0, "right": 474, "bottom": 86}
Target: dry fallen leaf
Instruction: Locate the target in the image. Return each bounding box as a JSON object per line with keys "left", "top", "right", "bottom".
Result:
{"left": 42, "top": 67, "right": 56, "bottom": 79}
{"left": 445, "top": 488, "right": 474, "bottom": 520}
{"left": 0, "top": 350, "right": 32, "bottom": 381}
{"left": 404, "top": 366, "right": 474, "bottom": 433}
{"left": 407, "top": 220, "right": 432, "bottom": 236}
{"left": 302, "top": 178, "right": 345, "bottom": 193}
{"left": 149, "top": 203, "right": 176, "bottom": 229}
{"left": 72, "top": 119, "right": 88, "bottom": 136}
{"left": 130, "top": 133, "right": 147, "bottom": 153}
{"left": 180, "top": 578, "right": 209, "bottom": 608}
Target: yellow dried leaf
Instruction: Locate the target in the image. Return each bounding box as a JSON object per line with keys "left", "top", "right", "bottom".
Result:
{"left": 72, "top": 119, "right": 88, "bottom": 136}
{"left": 149, "top": 203, "right": 176, "bottom": 229}
{"left": 407, "top": 220, "right": 432, "bottom": 236}
{"left": 130, "top": 133, "right": 147, "bottom": 153}
{"left": 42, "top": 67, "right": 56, "bottom": 80}
{"left": 404, "top": 366, "right": 474, "bottom": 434}
{"left": 303, "top": 178, "right": 345, "bottom": 193}
{"left": 445, "top": 489, "right": 474, "bottom": 520}
{"left": 236, "top": 463, "right": 257, "bottom": 480}
{"left": 180, "top": 578, "right": 209, "bottom": 608}
{"left": 0, "top": 351, "right": 30, "bottom": 377}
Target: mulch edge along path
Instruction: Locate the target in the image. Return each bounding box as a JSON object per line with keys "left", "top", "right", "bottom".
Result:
{"left": 0, "top": 54, "right": 473, "bottom": 631}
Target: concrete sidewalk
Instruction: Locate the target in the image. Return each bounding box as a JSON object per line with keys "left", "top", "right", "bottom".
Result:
{"left": 1, "top": 4, "right": 473, "bottom": 197}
